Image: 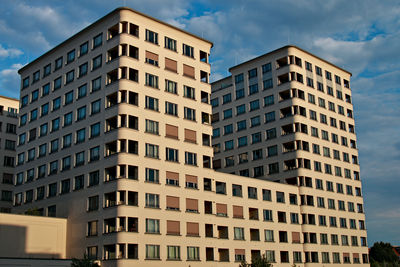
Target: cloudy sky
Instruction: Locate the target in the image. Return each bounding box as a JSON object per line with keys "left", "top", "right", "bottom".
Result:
{"left": 1, "top": 0, "right": 399, "bottom": 245}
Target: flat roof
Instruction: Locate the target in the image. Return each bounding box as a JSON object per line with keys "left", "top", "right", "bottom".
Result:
{"left": 19, "top": 7, "right": 213, "bottom": 74}
{"left": 0, "top": 95, "right": 19, "bottom": 102}
{"left": 228, "top": 45, "right": 352, "bottom": 76}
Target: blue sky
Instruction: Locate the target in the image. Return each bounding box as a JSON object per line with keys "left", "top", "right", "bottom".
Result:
{"left": 0, "top": 0, "right": 399, "bottom": 245}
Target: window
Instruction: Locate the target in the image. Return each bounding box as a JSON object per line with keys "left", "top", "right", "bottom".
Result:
{"left": 145, "top": 29, "right": 158, "bottom": 44}
{"left": 90, "top": 99, "right": 101, "bottom": 115}
{"left": 232, "top": 184, "right": 242, "bottom": 197}
{"left": 76, "top": 128, "right": 86, "bottom": 143}
{"left": 145, "top": 143, "right": 159, "bottom": 159}
{"left": 248, "top": 187, "right": 257, "bottom": 199}
{"left": 236, "top": 88, "right": 245, "bottom": 99}
{"left": 43, "top": 64, "right": 51, "bottom": 77}
{"left": 55, "top": 57, "right": 63, "bottom": 71}
{"left": 233, "top": 227, "right": 245, "bottom": 240}
{"left": 20, "top": 114, "right": 27, "bottom": 126}
{"left": 146, "top": 218, "right": 160, "bottom": 233}
{"left": 21, "top": 95, "right": 28, "bottom": 108}
{"left": 252, "top": 149, "right": 263, "bottom": 160}
{"left": 53, "top": 97, "right": 61, "bottom": 111}
{"left": 80, "top": 41, "right": 88, "bottom": 56}
{"left": 263, "top": 78, "right": 273, "bottom": 90}
{"left": 253, "top": 166, "right": 264, "bottom": 177}
{"left": 223, "top": 109, "right": 232, "bottom": 119}
{"left": 264, "top": 95, "right": 274, "bottom": 107}
{"left": 247, "top": 68, "right": 257, "bottom": 79}
{"left": 308, "top": 93, "right": 315, "bottom": 104}
{"left": 31, "top": 89, "right": 39, "bottom": 102}
{"left": 238, "top": 136, "right": 247, "bottom": 148}
{"left": 87, "top": 195, "right": 98, "bottom": 212}
{"left": 63, "top": 133, "right": 72, "bottom": 148}
{"left": 77, "top": 106, "right": 86, "bottom": 121}
{"left": 237, "top": 104, "right": 246, "bottom": 115}
{"left": 184, "top": 107, "right": 196, "bottom": 121}
{"left": 185, "top": 152, "right": 197, "bottom": 165}
{"left": 145, "top": 96, "right": 159, "bottom": 111}
{"left": 183, "top": 43, "right": 194, "bottom": 58}
{"left": 265, "top": 111, "right": 275, "bottom": 123}
{"left": 267, "top": 145, "right": 278, "bottom": 157}
{"left": 27, "top": 148, "right": 35, "bottom": 161}
{"left": 213, "top": 128, "right": 220, "bottom": 138}
{"left": 276, "top": 192, "right": 285, "bottom": 203}
{"left": 92, "top": 54, "right": 102, "bottom": 70}
{"left": 321, "top": 130, "right": 329, "bottom": 140}
{"left": 167, "top": 246, "right": 180, "bottom": 260}
{"left": 164, "top": 36, "right": 177, "bottom": 51}
{"left": 91, "top": 76, "right": 101, "bottom": 92}
{"left": 30, "top": 109, "right": 38, "bottom": 121}
{"left": 145, "top": 119, "right": 159, "bottom": 134}
{"left": 262, "top": 62, "right": 271, "bottom": 73}
{"left": 145, "top": 193, "right": 159, "bottom": 208}
{"left": 291, "top": 213, "right": 299, "bottom": 224}
{"left": 93, "top": 33, "right": 102, "bottom": 49}
{"left": 66, "top": 70, "right": 74, "bottom": 84}
{"left": 51, "top": 117, "right": 60, "bottom": 132}
{"left": 235, "top": 73, "right": 244, "bottom": 84}
{"left": 89, "top": 122, "right": 100, "bottom": 138}
{"left": 222, "top": 93, "right": 232, "bottom": 104}
{"left": 145, "top": 73, "right": 159, "bottom": 88}
{"left": 265, "top": 250, "right": 275, "bottom": 263}
{"left": 54, "top": 76, "right": 62, "bottom": 90}
{"left": 48, "top": 183, "right": 57, "bottom": 197}
{"left": 266, "top": 128, "right": 276, "bottom": 140}
{"left": 237, "top": 120, "right": 246, "bottom": 131}
{"left": 88, "top": 171, "right": 99, "bottom": 187}
{"left": 61, "top": 179, "right": 70, "bottom": 194}
{"left": 216, "top": 181, "right": 226, "bottom": 194}
{"left": 145, "top": 244, "right": 160, "bottom": 260}
{"left": 166, "top": 148, "right": 179, "bottom": 162}
{"left": 62, "top": 156, "right": 71, "bottom": 171}
{"left": 211, "top": 98, "right": 219, "bottom": 107}
{"left": 41, "top": 103, "right": 49, "bottom": 117}
{"left": 64, "top": 91, "right": 74, "bottom": 105}
{"left": 263, "top": 209, "right": 273, "bottom": 221}
{"left": 78, "top": 84, "right": 87, "bottom": 99}
{"left": 165, "top": 79, "right": 177, "bottom": 94}
{"left": 249, "top": 84, "right": 258, "bottom": 95}
{"left": 249, "top": 100, "right": 260, "bottom": 111}
{"left": 75, "top": 151, "right": 85, "bottom": 166}
{"left": 310, "top": 110, "right": 317, "bottom": 120}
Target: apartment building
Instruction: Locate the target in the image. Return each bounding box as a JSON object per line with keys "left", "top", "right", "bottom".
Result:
{"left": 211, "top": 45, "right": 367, "bottom": 264}
{"left": 11, "top": 7, "right": 369, "bottom": 267}
{"left": 0, "top": 95, "right": 19, "bottom": 213}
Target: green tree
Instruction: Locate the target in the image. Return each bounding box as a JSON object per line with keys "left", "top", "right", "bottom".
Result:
{"left": 25, "top": 208, "right": 42, "bottom": 216}
{"left": 370, "top": 242, "right": 400, "bottom": 267}
{"left": 239, "top": 254, "right": 273, "bottom": 267}
{"left": 70, "top": 254, "right": 99, "bottom": 267}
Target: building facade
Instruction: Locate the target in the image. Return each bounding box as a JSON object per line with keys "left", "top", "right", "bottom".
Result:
{"left": 211, "top": 46, "right": 368, "bottom": 265}
{"left": 12, "top": 7, "right": 368, "bottom": 267}
{"left": 0, "top": 95, "right": 19, "bottom": 213}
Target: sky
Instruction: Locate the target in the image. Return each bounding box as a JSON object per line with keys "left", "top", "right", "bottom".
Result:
{"left": 0, "top": 0, "right": 399, "bottom": 245}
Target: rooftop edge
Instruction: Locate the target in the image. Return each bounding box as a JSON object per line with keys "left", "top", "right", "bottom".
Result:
{"left": 18, "top": 6, "right": 213, "bottom": 74}
{"left": 228, "top": 45, "right": 352, "bottom": 76}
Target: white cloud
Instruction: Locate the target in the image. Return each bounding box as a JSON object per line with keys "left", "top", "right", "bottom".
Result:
{"left": 0, "top": 44, "right": 23, "bottom": 58}
{"left": 0, "top": 63, "right": 23, "bottom": 98}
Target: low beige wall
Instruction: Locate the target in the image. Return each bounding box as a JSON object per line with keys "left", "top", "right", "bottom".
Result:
{"left": 0, "top": 213, "right": 67, "bottom": 259}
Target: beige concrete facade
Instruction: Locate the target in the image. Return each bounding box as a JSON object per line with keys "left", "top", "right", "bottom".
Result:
{"left": 0, "top": 95, "right": 19, "bottom": 213}
{"left": 12, "top": 7, "right": 368, "bottom": 267}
